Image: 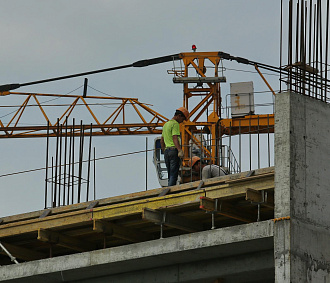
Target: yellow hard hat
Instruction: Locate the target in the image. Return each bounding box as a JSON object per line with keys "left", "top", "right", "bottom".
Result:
{"left": 188, "top": 156, "right": 200, "bottom": 168}
{"left": 176, "top": 107, "right": 189, "bottom": 120}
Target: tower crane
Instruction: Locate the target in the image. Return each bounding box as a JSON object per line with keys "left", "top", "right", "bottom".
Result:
{"left": 0, "top": 49, "right": 276, "bottom": 186}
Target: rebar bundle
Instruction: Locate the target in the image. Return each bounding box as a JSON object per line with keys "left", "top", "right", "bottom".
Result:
{"left": 281, "top": 0, "right": 330, "bottom": 101}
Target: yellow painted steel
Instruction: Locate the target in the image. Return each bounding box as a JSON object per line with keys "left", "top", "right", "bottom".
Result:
{"left": 0, "top": 210, "right": 93, "bottom": 238}
{"left": 0, "top": 92, "right": 168, "bottom": 138}
{"left": 205, "top": 173, "right": 274, "bottom": 199}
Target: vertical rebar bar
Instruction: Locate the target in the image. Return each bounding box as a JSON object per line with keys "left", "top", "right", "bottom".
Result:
{"left": 318, "top": 0, "right": 324, "bottom": 100}
{"left": 67, "top": 126, "right": 72, "bottom": 205}
{"left": 326, "top": 0, "right": 330, "bottom": 101}
{"left": 87, "top": 124, "right": 93, "bottom": 202}
{"left": 45, "top": 120, "right": 49, "bottom": 209}
{"left": 58, "top": 124, "right": 62, "bottom": 206}
{"left": 51, "top": 157, "right": 54, "bottom": 208}
{"left": 63, "top": 117, "right": 68, "bottom": 205}
{"left": 71, "top": 118, "right": 75, "bottom": 204}
{"left": 280, "top": 0, "right": 283, "bottom": 92}
{"left": 78, "top": 121, "right": 84, "bottom": 203}
{"left": 289, "top": 0, "right": 293, "bottom": 91}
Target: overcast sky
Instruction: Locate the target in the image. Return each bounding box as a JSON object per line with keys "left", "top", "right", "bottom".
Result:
{"left": 0, "top": 1, "right": 281, "bottom": 217}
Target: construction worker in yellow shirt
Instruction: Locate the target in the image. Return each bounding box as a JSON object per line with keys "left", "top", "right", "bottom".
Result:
{"left": 161, "top": 107, "right": 189, "bottom": 186}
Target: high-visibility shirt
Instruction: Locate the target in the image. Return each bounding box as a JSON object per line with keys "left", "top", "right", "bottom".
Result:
{"left": 162, "top": 119, "right": 181, "bottom": 148}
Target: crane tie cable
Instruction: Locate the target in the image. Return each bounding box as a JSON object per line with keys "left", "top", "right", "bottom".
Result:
{"left": 0, "top": 149, "right": 155, "bottom": 179}
{"left": 0, "top": 54, "right": 181, "bottom": 92}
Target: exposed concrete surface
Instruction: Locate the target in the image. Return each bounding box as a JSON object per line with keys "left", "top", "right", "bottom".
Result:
{"left": 73, "top": 250, "right": 274, "bottom": 283}
{"left": 274, "top": 92, "right": 330, "bottom": 283}
{"left": 0, "top": 220, "right": 274, "bottom": 283}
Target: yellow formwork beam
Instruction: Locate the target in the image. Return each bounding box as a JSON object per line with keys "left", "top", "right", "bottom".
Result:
{"left": 0, "top": 210, "right": 93, "bottom": 238}
{"left": 205, "top": 173, "right": 274, "bottom": 200}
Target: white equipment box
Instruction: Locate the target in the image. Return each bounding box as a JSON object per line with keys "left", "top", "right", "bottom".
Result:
{"left": 230, "top": 81, "right": 255, "bottom": 117}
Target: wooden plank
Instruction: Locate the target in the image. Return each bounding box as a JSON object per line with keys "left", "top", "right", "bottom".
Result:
{"left": 142, "top": 208, "right": 203, "bottom": 232}
{"left": 0, "top": 210, "right": 93, "bottom": 238}
{"left": 93, "top": 220, "right": 151, "bottom": 242}
{"left": 0, "top": 242, "right": 47, "bottom": 261}
{"left": 38, "top": 229, "right": 96, "bottom": 252}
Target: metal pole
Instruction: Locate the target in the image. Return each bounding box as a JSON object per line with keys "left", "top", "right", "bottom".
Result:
{"left": 258, "top": 116, "right": 260, "bottom": 169}
{"left": 249, "top": 116, "right": 251, "bottom": 171}
{"left": 239, "top": 119, "right": 241, "bottom": 172}
{"left": 0, "top": 242, "right": 19, "bottom": 264}
{"left": 83, "top": 78, "right": 88, "bottom": 98}
{"left": 145, "top": 137, "right": 148, "bottom": 191}
{"left": 94, "top": 147, "right": 96, "bottom": 200}
{"left": 54, "top": 119, "right": 59, "bottom": 207}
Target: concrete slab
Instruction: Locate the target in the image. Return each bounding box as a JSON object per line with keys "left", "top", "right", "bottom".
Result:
{"left": 0, "top": 220, "right": 274, "bottom": 283}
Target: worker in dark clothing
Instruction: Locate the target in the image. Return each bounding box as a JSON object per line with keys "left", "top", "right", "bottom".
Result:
{"left": 161, "top": 107, "right": 189, "bottom": 186}
{"left": 189, "top": 156, "right": 228, "bottom": 180}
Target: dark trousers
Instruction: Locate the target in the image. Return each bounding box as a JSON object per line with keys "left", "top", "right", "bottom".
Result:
{"left": 164, "top": 148, "right": 180, "bottom": 186}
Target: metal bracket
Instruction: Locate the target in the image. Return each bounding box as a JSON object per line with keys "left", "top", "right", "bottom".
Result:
{"left": 205, "top": 199, "right": 219, "bottom": 230}
{"left": 159, "top": 212, "right": 166, "bottom": 239}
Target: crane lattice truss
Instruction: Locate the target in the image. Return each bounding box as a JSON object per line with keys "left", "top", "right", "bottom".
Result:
{"left": 0, "top": 93, "right": 168, "bottom": 138}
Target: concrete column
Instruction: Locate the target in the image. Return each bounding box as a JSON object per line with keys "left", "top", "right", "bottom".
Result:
{"left": 274, "top": 92, "right": 330, "bottom": 283}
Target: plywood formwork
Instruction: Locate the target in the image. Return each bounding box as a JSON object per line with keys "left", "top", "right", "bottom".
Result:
{"left": 0, "top": 167, "right": 274, "bottom": 266}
